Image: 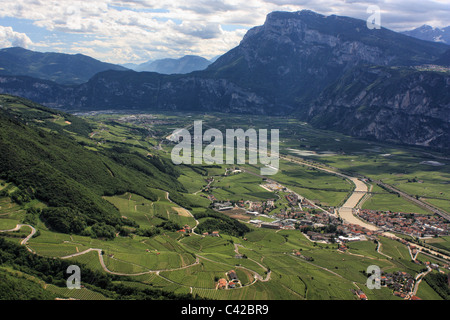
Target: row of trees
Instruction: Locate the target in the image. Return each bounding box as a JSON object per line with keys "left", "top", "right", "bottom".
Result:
{"left": 423, "top": 273, "right": 450, "bottom": 300}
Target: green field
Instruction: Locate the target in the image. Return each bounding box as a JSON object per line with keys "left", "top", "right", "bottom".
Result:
{"left": 205, "top": 172, "right": 275, "bottom": 202}
{"left": 268, "top": 160, "right": 353, "bottom": 207}
{"left": 104, "top": 191, "right": 197, "bottom": 229}
{"left": 362, "top": 193, "right": 430, "bottom": 214}
{"left": 1, "top": 107, "right": 449, "bottom": 301}
{"left": 424, "top": 236, "right": 450, "bottom": 252}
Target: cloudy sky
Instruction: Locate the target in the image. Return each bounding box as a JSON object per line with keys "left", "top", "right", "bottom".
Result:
{"left": 0, "top": 0, "right": 449, "bottom": 64}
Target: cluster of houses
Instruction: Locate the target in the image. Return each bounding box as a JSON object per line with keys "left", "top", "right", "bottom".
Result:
{"left": 176, "top": 224, "right": 193, "bottom": 234}
{"left": 351, "top": 271, "right": 421, "bottom": 300}
{"left": 414, "top": 64, "right": 450, "bottom": 73}
{"left": 217, "top": 270, "right": 241, "bottom": 290}
{"left": 202, "top": 231, "right": 220, "bottom": 237}
{"left": 351, "top": 289, "right": 368, "bottom": 300}
{"left": 214, "top": 201, "right": 235, "bottom": 211}
{"left": 357, "top": 209, "right": 450, "bottom": 238}
{"left": 117, "top": 114, "right": 156, "bottom": 123}
{"left": 201, "top": 177, "right": 215, "bottom": 193}
{"left": 211, "top": 193, "right": 374, "bottom": 245}
{"left": 245, "top": 200, "right": 276, "bottom": 215}
{"left": 381, "top": 271, "right": 417, "bottom": 299}
{"left": 213, "top": 199, "right": 277, "bottom": 215}
{"left": 177, "top": 224, "right": 220, "bottom": 237}
{"left": 261, "top": 182, "right": 285, "bottom": 192}
{"left": 285, "top": 193, "right": 299, "bottom": 206}
{"left": 304, "top": 226, "right": 370, "bottom": 243}
{"left": 247, "top": 212, "right": 372, "bottom": 245}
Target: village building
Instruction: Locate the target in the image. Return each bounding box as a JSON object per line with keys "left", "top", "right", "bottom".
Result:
{"left": 228, "top": 270, "right": 238, "bottom": 281}
{"left": 217, "top": 278, "right": 227, "bottom": 289}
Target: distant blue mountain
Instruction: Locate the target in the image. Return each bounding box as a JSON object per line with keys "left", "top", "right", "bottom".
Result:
{"left": 0, "top": 47, "right": 128, "bottom": 84}
{"left": 401, "top": 25, "right": 450, "bottom": 44}
{"left": 134, "top": 55, "right": 211, "bottom": 74}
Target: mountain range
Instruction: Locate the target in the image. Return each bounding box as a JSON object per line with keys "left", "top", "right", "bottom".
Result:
{"left": 0, "top": 10, "right": 449, "bottom": 149}
{"left": 130, "top": 55, "right": 212, "bottom": 74}
{"left": 0, "top": 47, "right": 128, "bottom": 84}
{"left": 401, "top": 25, "right": 450, "bottom": 44}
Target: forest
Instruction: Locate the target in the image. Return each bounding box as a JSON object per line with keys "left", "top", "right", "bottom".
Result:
{"left": 0, "top": 95, "right": 194, "bottom": 237}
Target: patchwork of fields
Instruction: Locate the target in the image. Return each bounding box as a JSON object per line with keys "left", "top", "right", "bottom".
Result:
{"left": 1, "top": 111, "right": 449, "bottom": 301}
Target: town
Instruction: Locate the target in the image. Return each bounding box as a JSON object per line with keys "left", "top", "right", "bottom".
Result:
{"left": 208, "top": 177, "right": 450, "bottom": 244}
{"left": 200, "top": 174, "right": 450, "bottom": 299}
{"left": 357, "top": 209, "right": 449, "bottom": 238}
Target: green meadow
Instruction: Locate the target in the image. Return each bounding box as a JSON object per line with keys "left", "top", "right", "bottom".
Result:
{"left": 104, "top": 191, "right": 197, "bottom": 229}
{"left": 362, "top": 193, "right": 430, "bottom": 214}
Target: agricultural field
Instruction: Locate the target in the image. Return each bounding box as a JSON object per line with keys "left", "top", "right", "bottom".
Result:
{"left": 361, "top": 193, "right": 430, "bottom": 214}
{"left": 310, "top": 149, "right": 450, "bottom": 211}
{"left": 208, "top": 172, "right": 275, "bottom": 202}
{"left": 1, "top": 109, "right": 449, "bottom": 301}
{"left": 424, "top": 236, "right": 450, "bottom": 253}
{"left": 415, "top": 279, "right": 444, "bottom": 300}
{"left": 268, "top": 159, "right": 353, "bottom": 207}
{"left": 104, "top": 190, "right": 197, "bottom": 229}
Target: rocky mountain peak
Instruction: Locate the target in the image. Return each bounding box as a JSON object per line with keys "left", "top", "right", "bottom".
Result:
{"left": 242, "top": 10, "right": 328, "bottom": 44}
{"left": 402, "top": 24, "right": 450, "bottom": 44}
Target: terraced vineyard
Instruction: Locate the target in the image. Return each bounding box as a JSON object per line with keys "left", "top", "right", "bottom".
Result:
{"left": 0, "top": 99, "right": 449, "bottom": 301}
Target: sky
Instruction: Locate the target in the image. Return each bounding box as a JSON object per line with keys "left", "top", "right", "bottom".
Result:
{"left": 0, "top": 0, "right": 449, "bottom": 65}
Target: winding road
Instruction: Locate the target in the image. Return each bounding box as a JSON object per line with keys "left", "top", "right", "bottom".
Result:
{"left": 165, "top": 191, "right": 200, "bottom": 234}
{"left": 0, "top": 224, "right": 36, "bottom": 252}
{"left": 60, "top": 248, "right": 201, "bottom": 276}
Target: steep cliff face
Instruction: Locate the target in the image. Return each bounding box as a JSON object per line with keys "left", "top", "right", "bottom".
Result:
{"left": 307, "top": 67, "right": 450, "bottom": 147}
{"left": 0, "top": 72, "right": 273, "bottom": 114}
{"left": 0, "top": 76, "right": 74, "bottom": 109}
{"left": 208, "top": 10, "right": 448, "bottom": 105}
{"left": 78, "top": 71, "right": 274, "bottom": 113}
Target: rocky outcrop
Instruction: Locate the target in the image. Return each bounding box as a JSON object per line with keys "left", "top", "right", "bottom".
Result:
{"left": 307, "top": 67, "right": 450, "bottom": 148}
{"left": 0, "top": 72, "right": 273, "bottom": 114}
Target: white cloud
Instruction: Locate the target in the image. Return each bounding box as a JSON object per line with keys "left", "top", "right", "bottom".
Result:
{"left": 176, "top": 21, "right": 223, "bottom": 39}
{"left": 0, "top": 26, "right": 33, "bottom": 48}
{"left": 0, "top": 0, "right": 448, "bottom": 64}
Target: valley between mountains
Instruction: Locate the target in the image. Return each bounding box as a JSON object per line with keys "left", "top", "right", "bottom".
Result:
{"left": 0, "top": 8, "right": 449, "bottom": 301}
{"left": 0, "top": 95, "right": 449, "bottom": 300}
